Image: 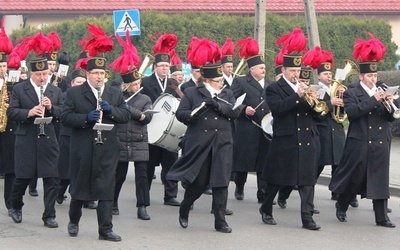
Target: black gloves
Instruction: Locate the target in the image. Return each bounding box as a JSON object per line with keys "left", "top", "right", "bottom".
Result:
{"left": 100, "top": 100, "right": 111, "bottom": 115}
{"left": 204, "top": 97, "right": 221, "bottom": 111}
{"left": 87, "top": 110, "right": 101, "bottom": 123}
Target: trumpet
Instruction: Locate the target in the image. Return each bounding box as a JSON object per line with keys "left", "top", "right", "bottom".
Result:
{"left": 38, "top": 82, "right": 46, "bottom": 137}
{"left": 138, "top": 53, "right": 155, "bottom": 76}
{"left": 232, "top": 58, "right": 246, "bottom": 78}
{"left": 377, "top": 82, "right": 400, "bottom": 119}
{"left": 296, "top": 78, "right": 328, "bottom": 115}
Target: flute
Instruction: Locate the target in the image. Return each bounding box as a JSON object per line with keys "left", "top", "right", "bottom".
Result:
{"left": 125, "top": 87, "right": 143, "bottom": 103}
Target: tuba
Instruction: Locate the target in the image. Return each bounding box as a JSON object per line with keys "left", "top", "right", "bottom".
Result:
{"left": 0, "top": 76, "right": 9, "bottom": 132}
{"left": 232, "top": 58, "right": 246, "bottom": 78}
{"left": 330, "top": 60, "right": 359, "bottom": 123}
{"left": 138, "top": 53, "right": 155, "bottom": 76}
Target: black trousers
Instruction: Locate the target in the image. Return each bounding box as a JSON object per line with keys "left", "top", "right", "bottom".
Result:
{"left": 29, "top": 177, "right": 38, "bottom": 191}
{"left": 114, "top": 161, "right": 150, "bottom": 207}
{"left": 278, "top": 185, "right": 294, "bottom": 201}
{"left": 337, "top": 192, "right": 389, "bottom": 223}
{"left": 234, "top": 171, "right": 266, "bottom": 201}
{"left": 179, "top": 152, "right": 228, "bottom": 229}
{"left": 11, "top": 177, "right": 58, "bottom": 220}
{"left": 69, "top": 199, "right": 114, "bottom": 234}
{"left": 4, "top": 173, "right": 15, "bottom": 210}
{"left": 58, "top": 179, "right": 70, "bottom": 198}
{"left": 147, "top": 144, "right": 178, "bottom": 200}
{"left": 261, "top": 182, "right": 315, "bottom": 221}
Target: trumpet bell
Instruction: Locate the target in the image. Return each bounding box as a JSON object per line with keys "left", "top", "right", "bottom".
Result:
{"left": 232, "top": 58, "right": 247, "bottom": 78}
{"left": 138, "top": 53, "right": 155, "bottom": 76}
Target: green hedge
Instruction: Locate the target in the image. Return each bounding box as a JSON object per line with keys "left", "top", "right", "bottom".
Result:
{"left": 9, "top": 11, "right": 398, "bottom": 80}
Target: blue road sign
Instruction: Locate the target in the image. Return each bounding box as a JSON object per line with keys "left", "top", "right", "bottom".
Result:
{"left": 113, "top": 9, "right": 140, "bottom": 36}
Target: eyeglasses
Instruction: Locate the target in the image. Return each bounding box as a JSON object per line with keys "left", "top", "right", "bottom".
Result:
{"left": 210, "top": 79, "right": 224, "bottom": 84}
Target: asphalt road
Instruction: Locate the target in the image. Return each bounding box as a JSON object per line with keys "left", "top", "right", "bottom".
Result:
{"left": 1, "top": 166, "right": 399, "bottom": 249}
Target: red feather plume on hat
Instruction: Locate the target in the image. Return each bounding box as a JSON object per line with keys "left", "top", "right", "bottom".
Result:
{"left": 352, "top": 32, "right": 386, "bottom": 62}
{"left": 152, "top": 33, "right": 178, "bottom": 55}
{"left": 109, "top": 31, "right": 141, "bottom": 74}
{"left": 170, "top": 50, "right": 182, "bottom": 66}
{"left": 235, "top": 37, "right": 259, "bottom": 58}
{"left": 187, "top": 38, "right": 221, "bottom": 68}
{"left": 33, "top": 32, "right": 53, "bottom": 56}
{"left": 302, "top": 46, "right": 327, "bottom": 69}
{"left": 0, "top": 18, "right": 13, "bottom": 54}
{"left": 322, "top": 49, "right": 334, "bottom": 69}
{"left": 221, "top": 38, "right": 234, "bottom": 56}
{"left": 186, "top": 36, "right": 200, "bottom": 61}
{"left": 80, "top": 24, "right": 114, "bottom": 57}
{"left": 276, "top": 28, "right": 308, "bottom": 54}
{"left": 47, "top": 31, "right": 62, "bottom": 52}
{"left": 75, "top": 58, "right": 88, "bottom": 70}
{"left": 274, "top": 48, "right": 286, "bottom": 66}
{"left": 7, "top": 51, "right": 21, "bottom": 70}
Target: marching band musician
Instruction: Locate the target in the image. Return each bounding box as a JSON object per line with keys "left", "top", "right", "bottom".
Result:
{"left": 61, "top": 56, "right": 130, "bottom": 241}
{"left": 314, "top": 57, "right": 346, "bottom": 202}
{"left": 56, "top": 69, "right": 87, "bottom": 205}
{"left": 329, "top": 33, "right": 397, "bottom": 228}
{"left": 8, "top": 57, "right": 62, "bottom": 228}
{"left": 141, "top": 33, "right": 181, "bottom": 207}
{"left": 169, "top": 51, "right": 184, "bottom": 86}
{"left": 231, "top": 37, "right": 271, "bottom": 204}
{"left": 167, "top": 38, "right": 240, "bottom": 232}
{"left": 109, "top": 32, "right": 153, "bottom": 220}
{"left": 220, "top": 38, "right": 235, "bottom": 89}
{"left": 259, "top": 51, "right": 322, "bottom": 230}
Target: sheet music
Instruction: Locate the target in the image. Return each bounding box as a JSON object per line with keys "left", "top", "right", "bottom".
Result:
{"left": 8, "top": 70, "right": 21, "bottom": 82}
{"left": 233, "top": 93, "right": 246, "bottom": 110}
{"left": 386, "top": 85, "right": 400, "bottom": 95}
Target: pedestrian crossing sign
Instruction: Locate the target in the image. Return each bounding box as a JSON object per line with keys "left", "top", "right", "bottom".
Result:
{"left": 113, "top": 9, "right": 141, "bottom": 36}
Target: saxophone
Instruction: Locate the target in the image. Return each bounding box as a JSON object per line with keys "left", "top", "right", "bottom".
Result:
{"left": 0, "top": 76, "right": 9, "bottom": 132}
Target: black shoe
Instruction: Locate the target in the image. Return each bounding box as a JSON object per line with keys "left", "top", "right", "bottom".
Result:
{"left": 259, "top": 208, "right": 277, "bottom": 225}
{"left": 203, "top": 188, "right": 212, "bottom": 195}
{"left": 387, "top": 207, "right": 392, "bottom": 213}
{"left": 302, "top": 220, "right": 321, "bottom": 230}
{"left": 112, "top": 206, "right": 119, "bottom": 215}
{"left": 8, "top": 208, "right": 12, "bottom": 217}
{"left": 190, "top": 204, "right": 194, "bottom": 210}
{"left": 29, "top": 189, "right": 38, "bottom": 197}
{"left": 11, "top": 209, "right": 22, "bottom": 223}
{"left": 179, "top": 216, "right": 188, "bottom": 228}
{"left": 210, "top": 208, "right": 233, "bottom": 216}
{"left": 313, "top": 208, "right": 320, "bottom": 214}
{"left": 234, "top": 187, "right": 244, "bottom": 200}
{"left": 164, "top": 198, "right": 181, "bottom": 206}
{"left": 68, "top": 222, "right": 79, "bottom": 237}
{"left": 216, "top": 225, "right": 232, "bottom": 233}
{"left": 137, "top": 206, "right": 150, "bottom": 220}
{"left": 43, "top": 218, "right": 59, "bottom": 228}
{"left": 376, "top": 220, "right": 396, "bottom": 228}
{"left": 83, "top": 201, "right": 97, "bottom": 209}
{"left": 350, "top": 198, "right": 359, "bottom": 208}
{"left": 63, "top": 194, "right": 67, "bottom": 199}
{"left": 277, "top": 200, "right": 287, "bottom": 209}
{"left": 56, "top": 196, "right": 64, "bottom": 205}
{"left": 99, "top": 231, "right": 122, "bottom": 242}
{"left": 152, "top": 174, "right": 156, "bottom": 179}
{"left": 335, "top": 202, "right": 347, "bottom": 222}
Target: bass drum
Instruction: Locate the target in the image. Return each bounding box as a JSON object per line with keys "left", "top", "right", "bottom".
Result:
{"left": 147, "top": 94, "right": 187, "bottom": 152}
{"left": 261, "top": 113, "right": 273, "bottom": 141}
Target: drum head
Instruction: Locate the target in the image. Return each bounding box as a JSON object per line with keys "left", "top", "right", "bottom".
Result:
{"left": 147, "top": 94, "right": 178, "bottom": 144}
{"left": 261, "top": 113, "right": 273, "bottom": 135}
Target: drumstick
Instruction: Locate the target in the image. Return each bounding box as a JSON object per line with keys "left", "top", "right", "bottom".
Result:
{"left": 253, "top": 100, "right": 265, "bottom": 110}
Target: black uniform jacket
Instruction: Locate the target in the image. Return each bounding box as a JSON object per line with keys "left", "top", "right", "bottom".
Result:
{"left": 262, "top": 77, "right": 320, "bottom": 186}
{"left": 314, "top": 92, "right": 345, "bottom": 166}
{"left": 231, "top": 73, "right": 271, "bottom": 172}
{"left": 7, "top": 80, "right": 62, "bottom": 178}
{"left": 61, "top": 82, "right": 130, "bottom": 200}
{"left": 167, "top": 83, "right": 240, "bottom": 187}
{"left": 330, "top": 83, "right": 395, "bottom": 199}
{"left": 141, "top": 73, "right": 180, "bottom": 103}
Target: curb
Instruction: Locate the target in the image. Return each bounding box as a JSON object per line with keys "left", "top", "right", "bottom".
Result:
{"left": 318, "top": 175, "right": 400, "bottom": 198}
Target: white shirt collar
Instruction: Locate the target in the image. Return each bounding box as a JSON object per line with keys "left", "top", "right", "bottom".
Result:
{"left": 88, "top": 80, "right": 104, "bottom": 100}
{"left": 283, "top": 75, "right": 298, "bottom": 92}
{"left": 203, "top": 82, "right": 219, "bottom": 96}
{"left": 223, "top": 72, "right": 233, "bottom": 86}
{"left": 30, "top": 79, "right": 48, "bottom": 102}
{"left": 360, "top": 81, "right": 376, "bottom": 97}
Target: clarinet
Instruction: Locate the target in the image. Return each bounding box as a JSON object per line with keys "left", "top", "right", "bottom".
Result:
{"left": 38, "top": 82, "right": 46, "bottom": 137}
{"left": 95, "top": 82, "right": 104, "bottom": 145}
